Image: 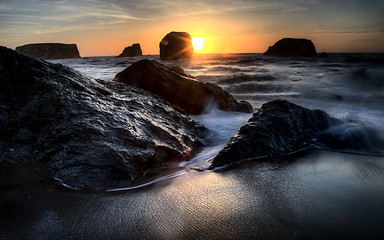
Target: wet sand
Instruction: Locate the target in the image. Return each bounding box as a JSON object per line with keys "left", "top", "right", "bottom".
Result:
{"left": 1, "top": 150, "right": 384, "bottom": 239}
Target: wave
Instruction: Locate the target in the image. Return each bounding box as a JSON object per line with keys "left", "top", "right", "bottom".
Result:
{"left": 316, "top": 120, "right": 384, "bottom": 155}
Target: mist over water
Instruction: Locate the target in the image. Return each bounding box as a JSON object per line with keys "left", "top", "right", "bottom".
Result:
{"left": 6, "top": 53, "right": 381, "bottom": 239}
{"left": 53, "top": 53, "right": 384, "bottom": 160}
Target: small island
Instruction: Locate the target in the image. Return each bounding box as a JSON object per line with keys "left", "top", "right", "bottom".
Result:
{"left": 263, "top": 38, "right": 317, "bottom": 57}
{"left": 15, "top": 43, "right": 81, "bottom": 60}
{"left": 159, "top": 32, "right": 193, "bottom": 60}
{"left": 116, "top": 43, "right": 143, "bottom": 58}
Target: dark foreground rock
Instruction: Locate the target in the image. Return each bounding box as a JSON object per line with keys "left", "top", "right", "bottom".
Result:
{"left": 160, "top": 32, "right": 193, "bottom": 60}
{"left": 15, "top": 43, "right": 81, "bottom": 60}
{"left": 263, "top": 38, "right": 317, "bottom": 57}
{"left": 211, "top": 100, "right": 337, "bottom": 168}
{"left": 114, "top": 59, "right": 253, "bottom": 115}
{"left": 117, "top": 43, "right": 143, "bottom": 58}
{"left": 0, "top": 46, "right": 208, "bottom": 189}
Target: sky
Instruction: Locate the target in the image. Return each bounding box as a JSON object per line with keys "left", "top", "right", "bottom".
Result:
{"left": 0, "top": 0, "right": 383, "bottom": 56}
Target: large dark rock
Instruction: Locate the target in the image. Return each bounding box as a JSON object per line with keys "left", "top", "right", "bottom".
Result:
{"left": 15, "top": 43, "right": 81, "bottom": 60}
{"left": 114, "top": 59, "right": 253, "bottom": 115}
{"left": 0, "top": 46, "right": 208, "bottom": 189}
{"left": 263, "top": 38, "right": 317, "bottom": 57}
{"left": 159, "top": 32, "right": 193, "bottom": 60}
{"left": 117, "top": 43, "right": 143, "bottom": 58}
{"left": 210, "top": 100, "right": 337, "bottom": 168}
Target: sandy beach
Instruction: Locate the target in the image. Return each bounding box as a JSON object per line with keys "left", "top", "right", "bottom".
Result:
{"left": 1, "top": 150, "right": 384, "bottom": 239}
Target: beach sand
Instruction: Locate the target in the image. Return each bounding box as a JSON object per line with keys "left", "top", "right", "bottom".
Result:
{"left": 1, "top": 150, "right": 384, "bottom": 239}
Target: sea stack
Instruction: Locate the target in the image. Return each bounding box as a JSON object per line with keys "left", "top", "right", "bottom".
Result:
{"left": 159, "top": 32, "right": 193, "bottom": 60}
{"left": 117, "top": 43, "right": 143, "bottom": 57}
{"left": 263, "top": 38, "right": 317, "bottom": 57}
{"left": 15, "top": 43, "right": 81, "bottom": 59}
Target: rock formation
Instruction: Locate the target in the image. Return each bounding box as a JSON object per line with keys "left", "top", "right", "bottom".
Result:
{"left": 114, "top": 59, "right": 253, "bottom": 115}
{"left": 15, "top": 43, "right": 81, "bottom": 60}
{"left": 263, "top": 38, "right": 317, "bottom": 57}
{"left": 210, "top": 100, "right": 337, "bottom": 168}
{"left": 159, "top": 32, "right": 193, "bottom": 60}
{"left": 117, "top": 43, "right": 143, "bottom": 58}
{"left": 0, "top": 46, "right": 208, "bottom": 189}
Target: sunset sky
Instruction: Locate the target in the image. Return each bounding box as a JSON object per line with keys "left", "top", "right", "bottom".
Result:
{"left": 1, "top": 0, "right": 383, "bottom": 56}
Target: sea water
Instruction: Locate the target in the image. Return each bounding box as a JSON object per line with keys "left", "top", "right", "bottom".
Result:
{"left": 52, "top": 53, "right": 384, "bottom": 162}
{"left": 9, "top": 53, "right": 382, "bottom": 238}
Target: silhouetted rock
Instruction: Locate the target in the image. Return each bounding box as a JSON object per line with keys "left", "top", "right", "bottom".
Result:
{"left": 0, "top": 46, "right": 208, "bottom": 189}
{"left": 114, "top": 59, "right": 253, "bottom": 115}
{"left": 210, "top": 100, "right": 337, "bottom": 168}
{"left": 319, "top": 52, "right": 329, "bottom": 57}
{"left": 263, "top": 38, "right": 317, "bottom": 57}
{"left": 160, "top": 32, "right": 193, "bottom": 60}
{"left": 117, "top": 43, "right": 143, "bottom": 58}
{"left": 15, "top": 43, "right": 81, "bottom": 59}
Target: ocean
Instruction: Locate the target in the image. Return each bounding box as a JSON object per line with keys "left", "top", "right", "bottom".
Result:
{"left": 52, "top": 53, "right": 384, "bottom": 167}
{"left": 3, "top": 53, "right": 383, "bottom": 239}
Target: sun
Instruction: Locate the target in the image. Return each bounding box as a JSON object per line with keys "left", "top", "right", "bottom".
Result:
{"left": 192, "top": 37, "right": 206, "bottom": 51}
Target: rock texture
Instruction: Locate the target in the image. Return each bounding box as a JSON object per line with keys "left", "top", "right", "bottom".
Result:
{"left": 114, "top": 59, "right": 253, "bottom": 115}
{"left": 0, "top": 46, "right": 208, "bottom": 189}
{"left": 117, "top": 43, "right": 143, "bottom": 58}
{"left": 15, "top": 43, "right": 81, "bottom": 60}
{"left": 210, "top": 100, "right": 337, "bottom": 168}
{"left": 263, "top": 38, "right": 317, "bottom": 57}
{"left": 160, "top": 32, "right": 193, "bottom": 60}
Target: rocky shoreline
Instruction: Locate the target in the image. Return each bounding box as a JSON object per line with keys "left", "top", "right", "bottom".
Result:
{"left": 1, "top": 46, "right": 379, "bottom": 190}
{"left": 1, "top": 46, "right": 209, "bottom": 189}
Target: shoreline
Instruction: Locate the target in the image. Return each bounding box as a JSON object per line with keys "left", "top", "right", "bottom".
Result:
{"left": 1, "top": 149, "right": 384, "bottom": 239}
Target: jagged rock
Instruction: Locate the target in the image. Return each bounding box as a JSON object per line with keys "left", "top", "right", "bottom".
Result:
{"left": 114, "top": 59, "right": 253, "bottom": 115}
{"left": 319, "top": 52, "right": 329, "bottom": 57}
{"left": 15, "top": 43, "right": 81, "bottom": 60}
{"left": 117, "top": 43, "right": 143, "bottom": 58}
{"left": 263, "top": 38, "right": 317, "bottom": 57}
{"left": 159, "top": 32, "right": 193, "bottom": 60}
{"left": 210, "top": 100, "right": 338, "bottom": 168}
{"left": 0, "top": 46, "right": 208, "bottom": 189}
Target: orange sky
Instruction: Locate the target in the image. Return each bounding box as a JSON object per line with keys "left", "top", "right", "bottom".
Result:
{"left": 1, "top": 0, "right": 383, "bottom": 56}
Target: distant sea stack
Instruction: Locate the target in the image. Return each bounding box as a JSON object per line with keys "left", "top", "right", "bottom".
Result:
{"left": 15, "top": 43, "right": 81, "bottom": 60}
{"left": 159, "top": 32, "right": 193, "bottom": 60}
{"left": 263, "top": 38, "right": 317, "bottom": 57}
{"left": 117, "top": 43, "right": 142, "bottom": 58}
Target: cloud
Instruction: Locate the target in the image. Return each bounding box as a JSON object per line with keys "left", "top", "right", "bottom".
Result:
{"left": 309, "top": 28, "right": 384, "bottom": 35}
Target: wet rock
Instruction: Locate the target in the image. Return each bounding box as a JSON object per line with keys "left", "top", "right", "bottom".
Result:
{"left": 263, "top": 38, "right": 317, "bottom": 57}
{"left": 15, "top": 43, "right": 81, "bottom": 60}
{"left": 319, "top": 52, "right": 329, "bottom": 57}
{"left": 117, "top": 43, "right": 143, "bottom": 58}
{"left": 160, "top": 32, "right": 193, "bottom": 60}
{"left": 210, "top": 100, "right": 337, "bottom": 168}
{"left": 0, "top": 46, "right": 208, "bottom": 189}
{"left": 114, "top": 59, "right": 253, "bottom": 115}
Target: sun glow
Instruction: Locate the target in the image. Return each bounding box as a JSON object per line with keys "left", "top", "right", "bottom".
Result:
{"left": 192, "top": 37, "right": 206, "bottom": 51}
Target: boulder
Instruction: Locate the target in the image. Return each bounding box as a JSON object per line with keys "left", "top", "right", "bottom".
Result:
{"left": 210, "top": 100, "right": 337, "bottom": 168}
{"left": 15, "top": 43, "right": 81, "bottom": 59}
{"left": 0, "top": 46, "right": 208, "bottom": 189}
{"left": 114, "top": 59, "right": 253, "bottom": 115}
{"left": 117, "top": 43, "right": 143, "bottom": 58}
{"left": 263, "top": 38, "right": 317, "bottom": 57}
{"left": 319, "top": 52, "right": 329, "bottom": 57}
{"left": 159, "top": 32, "right": 193, "bottom": 60}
